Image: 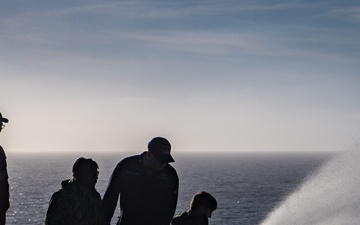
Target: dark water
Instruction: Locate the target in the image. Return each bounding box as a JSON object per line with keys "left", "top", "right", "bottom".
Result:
{"left": 5, "top": 152, "right": 330, "bottom": 225}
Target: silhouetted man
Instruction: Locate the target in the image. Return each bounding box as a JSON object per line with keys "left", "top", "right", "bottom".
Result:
{"left": 0, "top": 112, "right": 9, "bottom": 225}
{"left": 45, "top": 157, "right": 104, "bottom": 225}
{"left": 103, "top": 137, "right": 179, "bottom": 225}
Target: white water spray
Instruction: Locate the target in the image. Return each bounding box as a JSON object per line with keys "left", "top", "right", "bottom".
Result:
{"left": 260, "top": 148, "right": 360, "bottom": 225}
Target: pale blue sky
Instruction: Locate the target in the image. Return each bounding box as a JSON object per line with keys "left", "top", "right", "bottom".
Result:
{"left": 1, "top": 0, "right": 359, "bottom": 153}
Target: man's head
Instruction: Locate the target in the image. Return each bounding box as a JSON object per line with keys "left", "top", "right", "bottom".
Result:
{"left": 0, "top": 112, "right": 9, "bottom": 133}
{"left": 147, "top": 137, "right": 174, "bottom": 164}
{"left": 190, "top": 191, "right": 218, "bottom": 218}
{"left": 72, "top": 157, "right": 99, "bottom": 189}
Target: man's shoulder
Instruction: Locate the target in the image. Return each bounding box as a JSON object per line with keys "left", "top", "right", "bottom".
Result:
{"left": 113, "top": 154, "right": 142, "bottom": 174}
{"left": 117, "top": 154, "right": 141, "bottom": 166}
{"left": 122, "top": 154, "right": 140, "bottom": 162}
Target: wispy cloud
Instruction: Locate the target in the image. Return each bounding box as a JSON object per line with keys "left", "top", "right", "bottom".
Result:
{"left": 1, "top": 0, "right": 358, "bottom": 67}
{"left": 327, "top": 6, "right": 360, "bottom": 22}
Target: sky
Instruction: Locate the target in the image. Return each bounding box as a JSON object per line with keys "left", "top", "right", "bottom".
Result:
{"left": 1, "top": 0, "right": 359, "bottom": 153}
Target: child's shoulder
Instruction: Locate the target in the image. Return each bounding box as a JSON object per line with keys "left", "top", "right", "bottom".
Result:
{"left": 172, "top": 210, "right": 208, "bottom": 225}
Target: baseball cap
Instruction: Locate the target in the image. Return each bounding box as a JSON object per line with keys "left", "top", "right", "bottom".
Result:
{"left": 0, "top": 112, "right": 9, "bottom": 123}
{"left": 148, "top": 137, "right": 175, "bottom": 163}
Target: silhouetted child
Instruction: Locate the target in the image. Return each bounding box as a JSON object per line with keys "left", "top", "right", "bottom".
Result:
{"left": 45, "top": 157, "right": 104, "bottom": 225}
{"left": 172, "top": 191, "right": 217, "bottom": 225}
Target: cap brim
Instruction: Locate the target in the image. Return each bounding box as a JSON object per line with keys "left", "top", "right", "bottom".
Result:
{"left": 156, "top": 154, "right": 175, "bottom": 163}
{"left": 1, "top": 118, "right": 8, "bottom": 123}
{"left": 168, "top": 155, "right": 175, "bottom": 163}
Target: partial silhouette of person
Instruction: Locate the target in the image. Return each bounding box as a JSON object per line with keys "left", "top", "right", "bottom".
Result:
{"left": 103, "top": 137, "right": 179, "bottom": 225}
{"left": 0, "top": 112, "right": 9, "bottom": 225}
{"left": 45, "top": 157, "right": 104, "bottom": 225}
{"left": 171, "top": 191, "right": 218, "bottom": 225}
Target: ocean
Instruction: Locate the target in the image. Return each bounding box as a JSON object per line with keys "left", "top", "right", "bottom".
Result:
{"left": 5, "top": 151, "right": 331, "bottom": 225}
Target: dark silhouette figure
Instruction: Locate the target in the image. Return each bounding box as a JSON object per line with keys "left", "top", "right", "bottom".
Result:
{"left": 0, "top": 112, "right": 9, "bottom": 225}
{"left": 45, "top": 157, "right": 104, "bottom": 225}
{"left": 103, "top": 137, "right": 179, "bottom": 225}
{"left": 171, "top": 191, "right": 218, "bottom": 225}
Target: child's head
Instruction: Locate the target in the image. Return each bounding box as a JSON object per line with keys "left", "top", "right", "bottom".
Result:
{"left": 190, "top": 191, "right": 218, "bottom": 218}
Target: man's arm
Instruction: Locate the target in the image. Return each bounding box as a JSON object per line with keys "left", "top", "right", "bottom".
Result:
{"left": 169, "top": 171, "right": 179, "bottom": 222}
{"left": 159, "top": 168, "right": 179, "bottom": 225}
{"left": 102, "top": 163, "right": 122, "bottom": 225}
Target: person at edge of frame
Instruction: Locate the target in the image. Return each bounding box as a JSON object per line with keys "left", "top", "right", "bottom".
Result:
{"left": 0, "top": 112, "right": 9, "bottom": 225}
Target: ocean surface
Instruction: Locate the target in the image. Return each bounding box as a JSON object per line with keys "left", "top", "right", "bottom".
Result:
{"left": 5, "top": 151, "right": 331, "bottom": 225}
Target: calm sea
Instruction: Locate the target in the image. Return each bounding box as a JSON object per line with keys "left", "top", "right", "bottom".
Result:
{"left": 5, "top": 152, "right": 330, "bottom": 225}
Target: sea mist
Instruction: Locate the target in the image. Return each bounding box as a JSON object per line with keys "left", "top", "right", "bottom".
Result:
{"left": 260, "top": 148, "right": 360, "bottom": 225}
